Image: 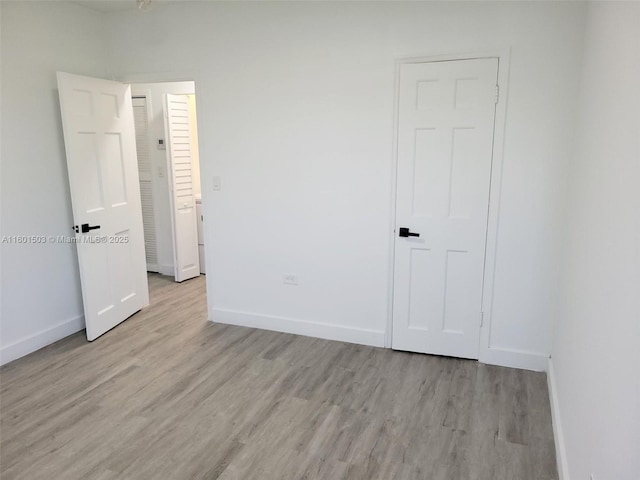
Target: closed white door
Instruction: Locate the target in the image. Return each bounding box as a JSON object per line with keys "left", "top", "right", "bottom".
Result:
{"left": 57, "top": 72, "right": 149, "bottom": 341}
{"left": 165, "top": 93, "right": 200, "bottom": 282}
{"left": 132, "top": 96, "right": 158, "bottom": 272}
{"left": 392, "top": 58, "right": 499, "bottom": 359}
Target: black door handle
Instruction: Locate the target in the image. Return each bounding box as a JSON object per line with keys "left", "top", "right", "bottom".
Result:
{"left": 399, "top": 227, "right": 420, "bottom": 238}
{"left": 80, "top": 223, "right": 101, "bottom": 233}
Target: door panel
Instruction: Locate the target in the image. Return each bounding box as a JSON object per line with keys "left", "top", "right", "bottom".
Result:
{"left": 392, "top": 58, "right": 499, "bottom": 359}
{"left": 57, "top": 72, "right": 149, "bottom": 341}
{"left": 165, "top": 93, "right": 200, "bottom": 282}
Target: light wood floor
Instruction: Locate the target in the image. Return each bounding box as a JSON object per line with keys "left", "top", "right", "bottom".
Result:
{"left": 0, "top": 273, "right": 557, "bottom": 480}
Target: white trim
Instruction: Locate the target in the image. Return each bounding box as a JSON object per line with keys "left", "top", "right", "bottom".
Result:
{"left": 384, "top": 53, "right": 403, "bottom": 348}
{"left": 0, "top": 315, "right": 85, "bottom": 366}
{"left": 481, "top": 346, "right": 548, "bottom": 372}
{"left": 477, "top": 48, "right": 515, "bottom": 364}
{"left": 387, "top": 48, "right": 513, "bottom": 365}
{"left": 548, "top": 357, "right": 570, "bottom": 480}
{"left": 212, "top": 308, "right": 385, "bottom": 348}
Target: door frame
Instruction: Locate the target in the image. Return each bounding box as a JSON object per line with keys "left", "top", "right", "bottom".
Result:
{"left": 385, "top": 48, "right": 511, "bottom": 366}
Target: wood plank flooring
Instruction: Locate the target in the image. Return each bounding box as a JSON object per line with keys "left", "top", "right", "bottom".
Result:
{"left": 0, "top": 274, "right": 557, "bottom": 479}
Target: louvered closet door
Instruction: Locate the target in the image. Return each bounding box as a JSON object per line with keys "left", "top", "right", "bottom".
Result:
{"left": 165, "top": 94, "right": 200, "bottom": 282}
{"left": 132, "top": 97, "right": 158, "bottom": 272}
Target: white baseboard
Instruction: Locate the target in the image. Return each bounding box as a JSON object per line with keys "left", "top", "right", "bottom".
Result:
{"left": 479, "top": 346, "right": 549, "bottom": 371}
{"left": 0, "top": 314, "right": 85, "bottom": 366}
{"left": 213, "top": 308, "right": 548, "bottom": 370}
{"left": 547, "top": 357, "right": 570, "bottom": 480}
{"left": 212, "top": 308, "right": 386, "bottom": 348}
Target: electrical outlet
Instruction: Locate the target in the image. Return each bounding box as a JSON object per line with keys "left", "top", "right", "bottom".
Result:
{"left": 283, "top": 274, "right": 298, "bottom": 285}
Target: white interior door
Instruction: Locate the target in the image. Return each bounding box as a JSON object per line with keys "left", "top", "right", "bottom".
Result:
{"left": 392, "top": 58, "right": 499, "bottom": 359}
{"left": 57, "top": 72, "right": 149, "bottom": 341}
{"left": 165, "top": 93, "right": 200, "bottom": 282}
{"left": 132, "top": 96, "right": 158, "bottom": 272}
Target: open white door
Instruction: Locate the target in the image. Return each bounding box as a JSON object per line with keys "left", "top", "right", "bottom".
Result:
{"left": 165, "top": 93, "right": 200, "bottom": 282}
{"left": 57, "top": 72, "right": 149, "bottom": 341}
{"left": 392, "top": 58, "right": 499, "bottom": 359}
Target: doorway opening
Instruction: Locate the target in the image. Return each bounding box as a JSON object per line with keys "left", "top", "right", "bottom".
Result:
{"left": 131, "top": 81, "right": 206, "bottom": 293}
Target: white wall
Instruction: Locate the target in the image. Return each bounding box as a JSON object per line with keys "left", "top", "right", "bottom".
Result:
{"left": 0, "top": 1, "right": 108, "bottom": 364}
{"left": 549, "top": 3, "right": 640, "bottom": 479}
{"left": 106, "top": 1, "right": 586, "bottom": 368}
{"left": 130, "top": 81, "right": 196, "bottom": 276}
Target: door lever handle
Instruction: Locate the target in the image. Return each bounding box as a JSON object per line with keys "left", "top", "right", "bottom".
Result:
{"left": 398, "top": 227, "right": 420, "bottom": 238}
{"left": 80, "top": 223, "right": 101, "bottom": 233}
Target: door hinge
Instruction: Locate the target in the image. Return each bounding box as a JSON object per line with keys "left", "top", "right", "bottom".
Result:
{"left": 480, "top": 311, "right": 484, "bottom": 327}
{"left": 495, "top": 85, "right": 500, "bottom": 104}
